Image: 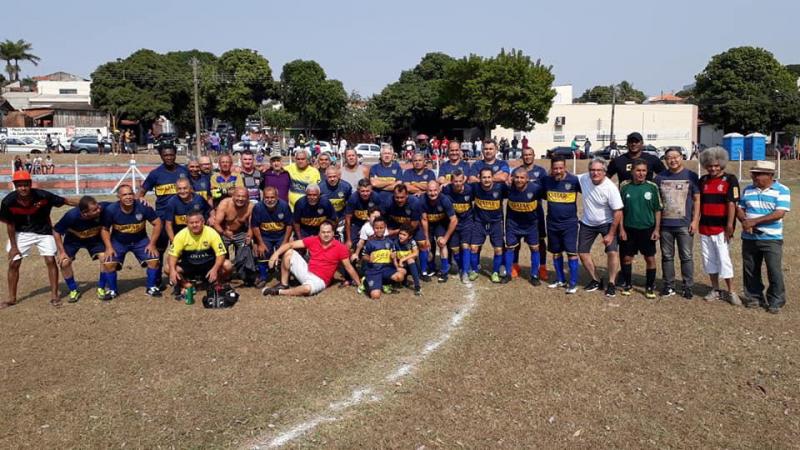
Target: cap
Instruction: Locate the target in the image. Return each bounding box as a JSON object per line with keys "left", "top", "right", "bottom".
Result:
{"left": 12, "top": 170, "right": 32, "bottom": 183}
{"left": 749, "top": 160, "right": 776, "bottom": 174}
{"left": 269, "top": 151, "right": 282, "bottom": 160}
{"left": 626, "top": 132, "right": 643, "bottom": 143}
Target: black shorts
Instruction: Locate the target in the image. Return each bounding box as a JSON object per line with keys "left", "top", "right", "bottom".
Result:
{"left": 578, "top": 222, "right": 618, "bottom": 253}
{"left": 179, "top": 259, "right": 215, "bottom": 281}
{"left": 619, "top": 226, "right": 656, "bottom": 257}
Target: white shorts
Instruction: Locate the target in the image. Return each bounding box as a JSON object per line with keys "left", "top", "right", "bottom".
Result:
{"left": 289, "top": 251, "right": 327, "bottom": 295}
{"left": 6, "top": 232, "right": 57, "bottom": 261}
{"left": 700, "top": 233, "right": 733, "bottom": 279}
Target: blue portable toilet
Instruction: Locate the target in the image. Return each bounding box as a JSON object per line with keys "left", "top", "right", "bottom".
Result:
{"left": 744, "top": 133, "right": 766, "bottom": 160}
{"left": 722, "top": 133, "right": 744, "bottom": 161}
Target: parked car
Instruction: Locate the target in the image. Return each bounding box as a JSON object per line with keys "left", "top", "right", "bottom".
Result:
{"left": 232, "top": 140, "right": 267, "bottom": 155}
{"left": 546, "top": 146, "right": 586, "bottom": 159}
{"left": 642, "top": 144, "right": 660, "bottom": 158}
{"left": 354, "top": 143, "right": 381, "bottom": 159}
{"left": 0, "top": 137, "right": 47, "bottom": 153}
{"left": 588, "top": 146, "right": 616, "bottom": 159}
{"left": 302, "top": 140, "right": 334, "bottom": 155}
{"left": 658, "top": 145, "right": 689, "bottom": 160}
{"left": 68, "top": 136, "right": 106, "bottom": 154}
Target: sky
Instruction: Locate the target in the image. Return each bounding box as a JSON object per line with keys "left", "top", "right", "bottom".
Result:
{"left": 3, "top": 0, "right": 799, "bottom": 98}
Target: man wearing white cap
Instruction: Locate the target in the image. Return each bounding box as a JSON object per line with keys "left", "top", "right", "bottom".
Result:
{"left": 736, "top": 161, "right": 790, "bottom": 314}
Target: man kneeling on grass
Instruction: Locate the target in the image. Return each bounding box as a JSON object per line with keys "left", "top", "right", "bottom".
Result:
{"left": 262, "top": 220, "right": 361, "bottom": 297}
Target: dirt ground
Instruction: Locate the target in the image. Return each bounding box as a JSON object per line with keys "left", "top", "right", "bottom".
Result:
{"left": 0, "top": 159, "right": 797, "bottom": 449}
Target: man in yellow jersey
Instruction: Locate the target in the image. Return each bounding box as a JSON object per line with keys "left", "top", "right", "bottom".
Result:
{"left": 286, "top": 148, "right": 320, "bottom": 209}
{"left": 167, "top": 210, "right": 232, "bottom": 300}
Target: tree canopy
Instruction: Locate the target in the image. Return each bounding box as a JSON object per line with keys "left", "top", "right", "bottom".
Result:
{"left": 211, "top": 49, "right": 274, "bottom": 128}
{"left": 575, "top": 81, "right": 646, "bottom": 104}
{"left": 279, "top": 59, "right": 347, "bottom": 133}
{"left": 0, "top": 39, "right": 40, "bottom": 82}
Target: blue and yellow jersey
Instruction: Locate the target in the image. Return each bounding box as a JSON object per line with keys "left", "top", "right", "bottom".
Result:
{"left": 164, "top": 194, "right": 210, "bottom": 234}
{"left": 251, "top": 199, "right": 293, "bottom": 240}
{"left": 542, "top": 174, "right": 581, "bottom": 229}
{"left": 320, "top": 180, "right": 352, "bottom": 214}
{"left": 383, "top": 196, "right": 422, "bottom": 230}
{"left": 54, "top": 201, "right": 111, "bottom": 243}
{"left": 102, "top": 201, "right": 158, "bottom": 245}
{"left": 472, "top": 182, "right": 508, "bottom": 224}
{"left": 285, "top": 164, "right": 321, "bottom": 209}
{"left": 506, "top": 183, "right": 543, "bottom": 229}
{"left": 292, "top": 196, "right": 336, "bottom": 234}
{"left": 189, "top": 173, "right": 212, "bottom": 200}
{"left": 369, "top": 161, "right": 402, "bottom": 203}
{"left": 470, "top": 159, "right": 510, "bottom": 179}
{"left": 402, "top": 168, "right": 437, "bottom": 192}
{"left": 363, "top": 237, "right": 395, "bottom": 273}
{"left": 394, "top": 237, "right": 417, "bottom": 261}
{"left": 442, "top": 183, "right": 475, "bottom": 227}
{"left": 345, "top": 191, "right": 382, "bottom": 226}
{"left": 439, "top": 160, "right": 471, "bottom": 183}
{"left": 141, "top": 164, "right": 189, "bottom": 215}
{"left": 210, "top": 173, "right": 239, "bottom": 204}
{"left": 168, "top": 225, "right": 226, "bottom": 265}
{"left": 422, "top": 195, "right": 456, "bottom": 224}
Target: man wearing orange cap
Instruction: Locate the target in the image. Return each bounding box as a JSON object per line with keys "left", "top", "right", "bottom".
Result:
{"left": 0, "top": 171, "right": 78, "bottom": 308}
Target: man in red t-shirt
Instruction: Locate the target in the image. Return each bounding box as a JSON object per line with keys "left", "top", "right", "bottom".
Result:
{"left": 262, "top": 220, "right": 360, "bottom": 296}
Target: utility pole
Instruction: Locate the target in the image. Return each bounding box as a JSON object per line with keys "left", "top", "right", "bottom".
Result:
{"left": 192, "top": 58, "right": 202, "bottom": 158}
{"left": 609, "top": 84, "right": 617, "bottom": 145}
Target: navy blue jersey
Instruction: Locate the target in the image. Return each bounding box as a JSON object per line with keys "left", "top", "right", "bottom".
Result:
{"left": 393, "top": 237, "right": 417, "bottom": 260}
{"left": 442, "top": 184, "right": 475, "bottom": 228}
{"left": 292, "top": 197, "right": 336, "bottom": 234}
{"left": 344, "top": 191, "right": 382, "bottom": 227}
{"left": 369, "top": 161, "right": 403, "bottom": 202}
{"left": 320, "top": 180, "right": 352, "bottom": 214}
{"left": 438, "top": 160, "right": 471, "bottom": 183}
{"left": 402, "top": 168, "right": 437, "bottom": 191}
{"left": 472, "top": 182, "right": 507, "bottom": 224}
{"left": 383, "top": 196, "right": 422, "bottom": 230}
{"left": 470, "top": 159, "right": 510, "bottom": 179}
{"left": 523, "top": 164, "right": 548, "bottom": 184}
{"left": 422, "top": 195, "right": 456, "bottom": 225}
{"left": 251, "top": 199, "right": 293, "bottom": 240}
{"left": 542, "top": 174, "right": 581, "bottom": 229}
{"left": 102, "top": 201, "right": 158, "bottom": 245}
{"left": 164, "top": 194, "right": 210, "bottom": 233}
{"left": 189, "top": 173, "right": 212, "bottom": 200}
{"left": 54, "top": 201, "right": 111, "bottom": 244}
{"left": 141, "top": 164, "right": 189, "bottom": 216}
{"left": 363, "top": 237, "right": 395, "bottom": 273}
{"left": 506, "top": 183, "right": 543, "bottom": 229}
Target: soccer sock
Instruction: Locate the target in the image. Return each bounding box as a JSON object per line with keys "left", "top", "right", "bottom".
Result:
{"left": 646, "top": 268, "right": 656, "bottom": 289}
{"left": 539, "top": 240, "right": 548, "bottom": 266}
{"left": 452, "top": 251, "right": 461, "bottom": 273}
{"left": 407, "top": 262, "right": 421, "bottom": 289}
{"left": 107, "top": 271, "right": 118, "bottom": 292}
{"left": 504, "top": 250, "right": 515, "bottom": 275}
{"left": 64, "top": 276, "right": 78, "bottom": 292}
{"left": 492, "top": 254, "right": 502, "bottom": 274}
{"left": 146, "top": 268, "right": 159, "bottom": 289}
{"left": 513, "top": 246, "right": 520, "bottom": 264}
{"left": 419, "top": 249, "right": 429, "bottom": 274}
{"left": 553, "top": 255, "right": 565, "bottom": 282}
{"left": 568, "top": 258, "right": 579, "bottom": 287}
{"left": 440, "top": 256, "right": 450, "bottom": 274}
{"left": 462, "top": 250, "right": 471, "bottom": 275}
{"left": 621, "top": 263, "right": 632, "bottom": 286}
{"left": 97, "top": 272, "right": 107, "bottom": 289}
{"left": 471, "top": 251, "right": 480, "bottom": 272}
{"left": 530, "top": 250, "right": 540, "bottom": 279}
{"left": 258, "top": 262, "right": 269, "bottom": 280}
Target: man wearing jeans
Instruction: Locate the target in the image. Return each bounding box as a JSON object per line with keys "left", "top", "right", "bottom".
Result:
{"left": 655, "top": 148, "right": 700, "bottom": 299}
{"left": 736, "top": 161, "right": 790, "bottom": 314}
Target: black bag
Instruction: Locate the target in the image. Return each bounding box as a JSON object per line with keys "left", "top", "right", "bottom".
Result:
{"left": 202, "top": 284, "right": 240, "bottom": 309}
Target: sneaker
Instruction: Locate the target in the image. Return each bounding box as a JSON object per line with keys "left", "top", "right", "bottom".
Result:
{"left": 96, "top": 287, "right": 107, "bottom": 300}
{"left": 437, "top": 272, "right": 448, "bottom": 283}
{"left": 173, "top": 287, "right": 183, "bottom": 301}
{"left": 420, "top": 273, "right": 432, "bottom": 282}
{"left": 468, "top": 271, "right": 479, "bottom": 282}
{"left": 703, "top": 289, "right": 720, "bottom": 302}
{"left": 382, "top": 284, "right": 394, "bottom": 294}
{"left": 254, "top": 278, "right": 268, "bottom": 289}
{"left": 620, "top": 284, "right": 632, "bottom": 296}
{"left": 682, "top": 287, "right": 693, "bottom": 300}
{"left": 262, "top": 287, "right": 280, "bottom": 296}
{"left": 584, "top": 279, "right": 602, "bottom": 292}
{"left": 548, "top": 281, "right": 566, "bottom": 289}
{"left": 500, "top": 275, "right": 511, "bottom": 284}
{"left": 356, "top": 277, "right": 366, "bottom": 295}
{"left": 645, "top": 287, "right": 656, "bottom": 299}
{"left": 460, "top": 273, "right": 469, "bottom": 284}
{"left": 529, "top": 276, "right": 541, "bottom": 287}
{"left": 145, "top": 286, "right": 162, "bottom": 298}
{"left": 727, "top": 291, "right": 742, "bottom": 306}
{"left": 67, "top": 289, "right": 80, "bottom": 303}
{"left": 511, "top": 263, "right": 521, "bottom": 279}
{"left": 660, "top": 286, "right": 676, "bottom": 297}
{"left": 414, "top": 288, "right": 422, "bottom": 297}
{"left": 767, "top": 306, "right": 781, "bottom": 314}
{"left": 566, "top": 285, "right": 578, "bottom": 294}
{"left": 539, "top": 265, "right": 549, "bottom": 281}
{"left": 605, "top": 284, "right": 617, "bottom": 298}
{"left": 490, "top": 272, "right": 501, "bottom": 283}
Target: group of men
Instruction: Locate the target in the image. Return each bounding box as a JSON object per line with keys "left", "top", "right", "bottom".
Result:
{"left": 0, "top": 132, "right": 790, "bottom": 313}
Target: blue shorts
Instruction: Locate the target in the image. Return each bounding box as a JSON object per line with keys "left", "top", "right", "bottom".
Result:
{"left": 256, "top": 237, "right": 284, "bottom": 263}
{"left": 63, "top": 238, "right": 105, "bottom": 260}
{"left": 412, "top": 226, "right": 426, "bottom": 243}
{"left": 365, "top": 266, "right": 397, "bottom": 292}
{"left": 505, "top": 223, "right": 539, "bottom": 249}
{"left": 473, "top": 221, "right": 504, "bottom": 248}
{"left": 110, "top": 238, "right": 159, "bottom": 268}
{"left": 547, "top": 225, "right": 578, "bottom": 255}
{"left": 537, "top": 206, "right": 547, "bottom": 238}
{"left": 156, "top": 227, "right": 170, "bottom": 252}
{"left": 448, "top": 224, "right": 473, "bottom": 250}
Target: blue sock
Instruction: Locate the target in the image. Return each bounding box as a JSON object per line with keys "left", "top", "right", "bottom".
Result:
{"left": 441, "top": 256, "right": 450, "bottom": 274}
{"left": 553, "top": 256, "right": 565, "bottom": 282}
{"left": 568, "top": 258, "right": 579, "bottom": 287}
{"left": 97, "top": 272, "right": 107, "bottom": 289}
{"left": 492, "top": 254, "right": 502, "bottom": 274}
{"left": 453, "top": 251, "right": 461, "bottom": 273}
{"left": 461, "top": 250, "right": 471, "bottom": 274}
{"left": 419, "top": 250, "right": 429, "bottom": 274}
{"left": 407, "top": 262, "right": 421, "bottom": 289}
{"left": 107, "top": 272, "right": 118, "bottom": 292}
{"left": 504, "top": 250, "right": 515, "bottom": 275}
{"left": 471, "top": 251, "right": 480, "bottom": 272}
{"left": 530, "top": 250, "right": 540, "bottom": 279}
{"left": 258, "top": 262, "right": 268, "bottom": 280}
{"left": 146, "top": 268, "right": 159, "bottom": 289}
{"left": 65, "top": 276, "right": 78, "bottom": 292}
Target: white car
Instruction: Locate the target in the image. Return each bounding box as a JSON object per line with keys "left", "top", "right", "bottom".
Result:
{"left": 0, "top": 137, "right": 47, "bottom": 153}
{"left": 302, "top": 140, "right": 334, "bottom": 155}
{"left": 232, "top": 140, "right": 266, "bottom": 154}
{"left": 354, "top": 143, "right": 381, "bottom": 159}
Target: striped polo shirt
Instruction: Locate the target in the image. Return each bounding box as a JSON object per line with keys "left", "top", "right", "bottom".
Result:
{"left": 739, "top": 181, "right": 790, "bottom": 240}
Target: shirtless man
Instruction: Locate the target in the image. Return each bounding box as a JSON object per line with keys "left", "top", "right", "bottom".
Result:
{"left": 213, "top": 187, "right": 254, "bottom": 251}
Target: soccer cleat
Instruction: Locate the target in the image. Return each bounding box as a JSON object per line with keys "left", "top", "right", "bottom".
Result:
{"left": 566, "top": 285, "right": 578, "bottom": 294}
{"left": 584, "top": 279, "right": 602, "bottom": 292}
{"left": 539, "top": 265, "right": 549, "bottom": 281}
{"left": 145, "top": 286, "right": 162, "bottom": 297}
{"left": 605, "top": 284, "right": 617, "bottom": 298}
{"left": 511, "top": 263, "right": 521, "bottom": 279}
{"left": 620, "top": 284, "right": 632, "bottom": 296}
{"left": 548, "top": 281, "right": 566, "bottom": 289}
{"left": 382, "top": 284, "right": 394, "bottom": 294}
{"left": 414, "top": 288, "right": 422, "bottom": 296}
{"left": 490, "top": 272, "right": 501, "bottom": 283}
{"left": 460, "top": 273, "right": 469, "bottom": 284}
{"left": 529, "top": 276, "right": 541, "bottom": 287}
{"left": 682, "top": 287, "right": 693, "bottom": 300}
{"left": 102, "top": 290, "right": 117, "bottom": 301}
{"left": 500, "top": 275, "right": 512, "bottom": 284}
{"left": 254, "top": 278, "right": 268, "bottom": 289}
{"left": 468, "top": 271, "right": 479, "bottom": 282}
{"left": 767, "top": 306, "right": 780, "bottom": 314}
{"left": 96, "top": 288, "right": 107, "bottom": 300}
{"left": 645, "top": 287, "right": 656, "bottom": 299}
{"left": 437, "top": 272, "right": 448, "bottom": 283}
{"left": 420, "top": 273, "right": 432, "bottom": 282}
{"left": 356, "top": 277, "right": 366, "bottom": 295}
{"left": 660, "top": 286, "right": 676, "bottom": 297}
{"left": 68, "top": 290, "right": 80, "bottom": 303}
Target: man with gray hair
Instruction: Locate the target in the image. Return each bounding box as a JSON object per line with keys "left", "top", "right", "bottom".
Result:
{"left": 292, "top": 183, "right": 336, "bottom": 238}
{"left": 577, "top": 158, "right": 624, "bottom": 297}
{"left": 286, "top": 148, "right": 321, "bottom": 210}
{"left": 698, "top": 146, "right": 740, "bottom": 305}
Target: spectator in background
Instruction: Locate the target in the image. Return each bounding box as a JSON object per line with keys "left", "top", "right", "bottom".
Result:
{"left": 584, "top": 138, "right": 592, "bottom": 156}
{"left": 44, "top": 155, "right": 54, "bottom": 174}
{"left": 146, "top": 130, "right": 155, "bottom": 153}
{"left": 521, "top": 135, "right": 529, "bottom": 150}
{"left": 97, "top": 129, "right": 105, "bottom": 155}
{"left": 24, "top": 154, "right": 32, "bottom": 172}
{"left": 241, "top": 131, "right": 251, "bottom": 151}
{"left": 14, "top": 156, "right": 23, "bottom": 172}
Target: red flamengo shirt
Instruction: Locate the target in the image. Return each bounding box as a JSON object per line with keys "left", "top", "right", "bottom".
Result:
{"left": 302, "top": 236, "right": 350, "bottom": 286}
{"left": 698, "top": 173, "right": 739, "bottom": 236}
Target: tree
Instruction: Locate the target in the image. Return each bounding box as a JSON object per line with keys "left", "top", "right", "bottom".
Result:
{"left": 164, "top": 50, "right": 219, "bottom": 130}
{"left": 694, "top": 46, "right": 800, "bottom": 134}
{"left": 0, "top": 39, "right": 40, "bottom": 82}
{"left": 575, "top": 80, "right": 647, "bottom": 104}
{"left": 212, "top": 49, "right": 274, "bottom": 129}
{"left": 441, "top": 48, "right": 555, "bottom": 132}
{"left": 260, "top": 104, "right": 297, "bottom": 132}
{"left": 279, "top": 59, "right": 347, "bottom": 133}
{"left": 335, "top": 92, "right": 389, "bottom": 138}
{"left": 786, "top": 64, "right": 800, "bottom": 78}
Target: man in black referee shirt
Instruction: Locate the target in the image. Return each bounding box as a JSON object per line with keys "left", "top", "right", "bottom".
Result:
{"left": 607, "top": 132, "right": 666, "bottom": 182}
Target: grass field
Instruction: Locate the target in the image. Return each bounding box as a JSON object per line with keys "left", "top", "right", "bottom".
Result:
{"left": 1, "top": 159, "right": 798, "bottom": 448}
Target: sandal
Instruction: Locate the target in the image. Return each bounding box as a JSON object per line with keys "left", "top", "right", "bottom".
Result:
{"left": 50, "top": 298, "right": 62, "bottom": 308}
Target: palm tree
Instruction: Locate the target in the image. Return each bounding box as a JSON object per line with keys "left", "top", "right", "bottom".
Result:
{"left": 0, "top": 39, "right": 40, "bottom": 82}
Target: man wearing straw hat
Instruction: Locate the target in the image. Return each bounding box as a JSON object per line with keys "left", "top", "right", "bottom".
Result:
{"left": 736, "top": 160, "right": 790, "bottom": 314}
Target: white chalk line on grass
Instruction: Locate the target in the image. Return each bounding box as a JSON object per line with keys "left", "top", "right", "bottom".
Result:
{"left": 248, "top": 283, "right": 478, "bottom": 449}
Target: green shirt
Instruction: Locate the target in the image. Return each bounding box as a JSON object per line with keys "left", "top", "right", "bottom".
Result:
{"left": 620, "top": 180, "right": 662, "bottom": 229}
